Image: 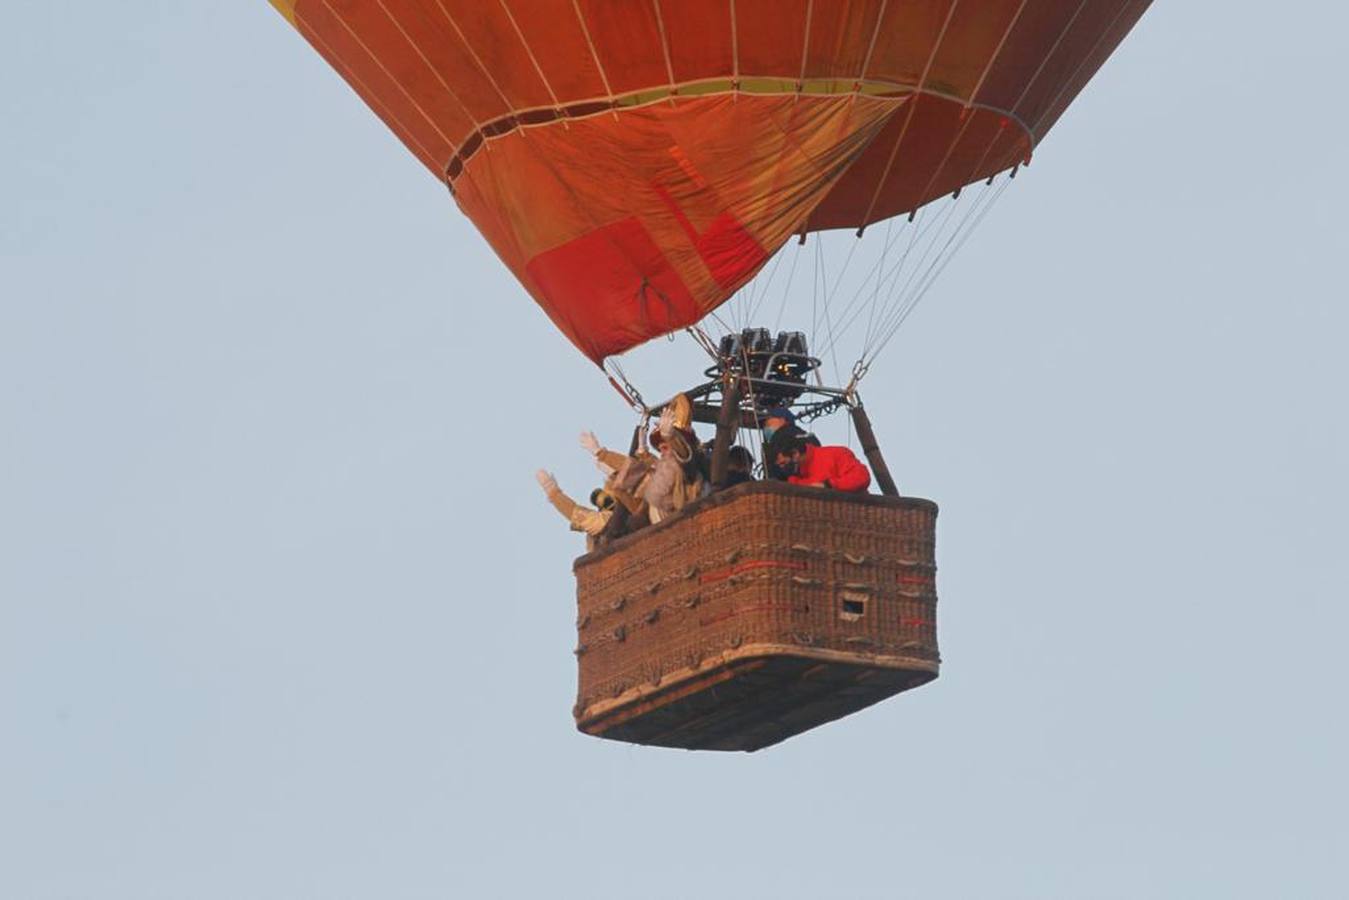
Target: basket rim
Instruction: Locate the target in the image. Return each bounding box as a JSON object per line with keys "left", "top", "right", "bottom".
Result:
{"left": 574, "top": 480, "right": 938, "bottom": 570}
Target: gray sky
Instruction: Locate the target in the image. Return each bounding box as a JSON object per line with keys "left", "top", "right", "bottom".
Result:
{"left": 3, "top": 4, "right": 1346, "bottom": 898}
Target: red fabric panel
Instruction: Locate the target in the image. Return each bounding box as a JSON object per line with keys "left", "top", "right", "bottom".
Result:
{"left": 439, "top": 0, "right": 557, "bottom": 111}
{"left": 864, "top": 0, "right": 958, "bottom": 89}
{"left": 295, "top": 15, "right": 446, "bottom": 171}
{"left": 972, "top": 0, "right": 1092, "bottom": 112}
{"left": 499, "top": 0, "right": 608, "bottom": 102}
{"left": 576, "top": 0, "right": 669, "bottom": 94}
{"left": 296, "top": 2, "right": 461, "bottom": 161}
{"left": 526, "top": 218, "right": 702, "bottom": 361}
{"left": 1027, "top": 0, "right": 1152, "bottom": 138}
{"left": 451, "top": 93, "right": 900, "bottom": 361}
{"left": 312, "top": 1, "right": 503, "bottom": 128}
{"left": 652, "top": 184, "right": 768, "bottom": 290}
{"left": 803, "top": 0, "right": 886, "bottom": 81}
{"left": 660, "top": 0, "right": 735, "bottom": 82}
{"left": 733, "top": 0, "right": 809, "bottom": 79}
{"left": 926, "top": 0, "right": 1030, "bottom": 100}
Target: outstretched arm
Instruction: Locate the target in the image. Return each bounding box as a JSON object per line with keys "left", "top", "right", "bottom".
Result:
{"left": 536, "top": 470, "right": 581, "bottom": 521}
{"left": 580, "top": 431, "right": 630, "bottom": 474}
{"left": 580, "top": 429, "right": 633, "bottom": 475}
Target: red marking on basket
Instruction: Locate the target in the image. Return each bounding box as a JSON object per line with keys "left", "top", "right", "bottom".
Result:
{"left": 699, "top": 559, "right": 807, "bottom": 585}
{"left": 900, "top": 617, "right": 933, "bottom": 628}
{"left": 897, "top": 574, "right": 931, "bottom": 585}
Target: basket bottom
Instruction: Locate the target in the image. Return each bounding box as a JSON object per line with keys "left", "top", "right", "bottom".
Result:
{"left": 576, "top": 650, "right": 937, "bottom": 752}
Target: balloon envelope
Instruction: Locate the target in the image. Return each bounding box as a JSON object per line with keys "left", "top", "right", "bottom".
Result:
{"left": 271, "top": 0, "right": 1151, "bottom": 362}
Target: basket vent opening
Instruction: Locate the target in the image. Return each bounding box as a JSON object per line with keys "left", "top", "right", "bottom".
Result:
{"left": 840, "top": 595, "right": 866, "bottom": 621}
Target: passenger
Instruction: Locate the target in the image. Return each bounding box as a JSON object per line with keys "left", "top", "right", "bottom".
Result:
{"left": 535, "top": 470, "right": 615, "bottom": 550}
{"left": 723, "top": 445, "right": 756, "bottom": 488}
{"left": 580, "top": 430, "right": 634, "bottom": 481}
{"left": 767, "top": 431, "right": 872, "bottom": 493}
{"left": 761, "top": 406, "right": 797, "bottom": 443}
{"left": 701, "top": 441, "right": 744, "bottom": 490}
{"left": 642, "top": 402, "right": 705, "bottom": 524}
{"left": 598, "top": 496, "right": 647, "bottom": 543}
{"left": 761, "top": 406, "right": 819, "bottom": 480}
{"left": 580, "top": 430, "right": 652, "bottom": 520}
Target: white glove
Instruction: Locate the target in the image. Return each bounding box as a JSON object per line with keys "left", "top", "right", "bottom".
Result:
{"left": 595, "top": 457, "right": 616, "bottom": 477}
{"left": 658, "top": 406, "right": 676, "bottom": 438}
{"left": 535, "top": 469, "right": 558, "bottom": 494}
{"left": 579, "top": 431, "right": 601, "bottom": 456}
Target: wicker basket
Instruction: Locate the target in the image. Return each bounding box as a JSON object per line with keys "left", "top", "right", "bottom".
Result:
{"left": 573, "top": 481, "right": 939, "bottom": 751}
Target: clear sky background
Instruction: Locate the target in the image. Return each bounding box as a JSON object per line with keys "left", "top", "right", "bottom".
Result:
{"left": 3, "top": 3, "right": 1347, "bottom": 898}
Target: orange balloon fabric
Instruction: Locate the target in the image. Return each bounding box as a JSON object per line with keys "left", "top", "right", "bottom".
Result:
{"left": 272, "top": 0, "right": 1151, "bottom": 362}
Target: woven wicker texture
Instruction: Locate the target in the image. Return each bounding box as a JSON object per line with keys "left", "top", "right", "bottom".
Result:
{"left": 574, "top": 481, "right": 939, "bottom": 750}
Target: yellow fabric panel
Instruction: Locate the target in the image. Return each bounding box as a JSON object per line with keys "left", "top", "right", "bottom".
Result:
{"left": 451, "top": 93, "right": 902, "bottom": 360}
{"left": 268, "top": 0, "right": 297, "bottom": 28}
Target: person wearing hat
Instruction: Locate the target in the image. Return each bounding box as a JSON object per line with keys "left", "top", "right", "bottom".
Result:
{"left": 535, "top": 470, "right": 616, "bottom": 551}
{"left": 760, "top": 406, "right": 819, "bottom": 480}
{"left": 767, "top": 430, "right": 872, "bottom": 493}
{"left": 572, "top": 392, "right": 704, "bottom": 529}
{"left": 722, "top": 445, "right": 757, "bottom": 488}
{"left": 761, "top": 406, "right": 797, "bottom": 443}
{"left": 640, "top": 398, "right": 705, "bottom": 524}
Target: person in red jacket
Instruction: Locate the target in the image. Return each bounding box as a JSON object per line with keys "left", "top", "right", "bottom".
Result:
{"left": 768, "top": 432, "right": 873, "bottom": 493}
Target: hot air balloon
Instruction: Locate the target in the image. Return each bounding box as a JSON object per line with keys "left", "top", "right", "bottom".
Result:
{"left": 270, "top": 0, "right": 1151, "bottom": 750}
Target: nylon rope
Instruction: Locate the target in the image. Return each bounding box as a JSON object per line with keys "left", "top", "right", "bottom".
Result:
{"left": 1029, "top": 0, "right": 1135, "bottom": 140}
{"left": 855, "top": 0, "right": 890, "bottom": 89}
{"left": 497, "top": 0, "right": 568, "bottom": 128}
{"left": 729, "top": 0, "right": 739, "bottom": 88}
{"left": 859, "top": 216, "right": 896, "bottom": 359}
{"left": 858, "top": 189, "right": 984, "bottom": 361}
{"left": 432, "top": 0, "right": 517, "bottom": 121}
{"left": 325, "top": 0, "right": 469, "bottom": 149}
{"left": 865, "top": 174, "right": 1012, "bottom": 366}
{"left": 830, "top": 198, "right": 932, "bottom": 361}
{"left": 797, "top": 0, "right": 814, "bottom": 93}
{"left": 772, "top": 239, "right": 803, "bottom": 333}
{"left": 570, "top": 0, "right": 619, "bottom": 120}
{"left": 860, "top": 187, "right": 970, "bottom": 354}
{"left": 856, "top": 0, "right": 961, "bottom": 233}
{"left": 820, "top": 213, "right": 911, "bottom": 356}
{"left": 746, "top": 242, "right": 789, "bottom": 326}
{"left": 817, "top": 232, "right": 860, "bottom": 387}
{"left": 606, "top": 359, "right": 647, "bottom": 412}
{"left": 965, "top": 0, "right": 1031, "bottom": 111}
{"left": 299, "top": 19, "right": 444, "bottom": 164}
{"left": 651, "top": 0, "right": 678, "bottom": 105}
{"left": 864, "top": 190, "right": 966, "bottom": 355}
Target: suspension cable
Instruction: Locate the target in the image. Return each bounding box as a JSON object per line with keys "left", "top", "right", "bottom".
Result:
{"left": 686, "top": 325, "right": 721, "bottom": 362}
{"left": 863, "top": 173, "right": 1013, "bottom": 369}
{"left": 605, "top": 359, "right": 647, "bottom": 413}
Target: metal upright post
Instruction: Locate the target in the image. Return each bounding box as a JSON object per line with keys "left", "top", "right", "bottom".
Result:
{"left": 849, "top": 402, "right": 900, "bottom": 497}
